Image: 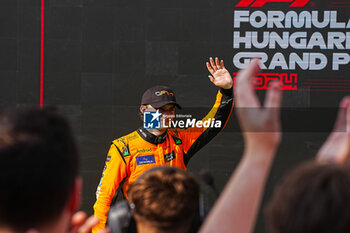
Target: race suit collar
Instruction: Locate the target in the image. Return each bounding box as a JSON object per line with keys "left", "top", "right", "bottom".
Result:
{"left": 137, "top": 127, "right": 167, "bottom": 145}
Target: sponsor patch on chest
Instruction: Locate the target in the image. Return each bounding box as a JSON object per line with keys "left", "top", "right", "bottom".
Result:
{"left": 164, "top": 151, "right": 176, "bottom": 163}
{"left": 136, "top": 155, "right": 156, "bottom": 165}
{"left": 136, "top": 148, "right": 152, "bottom": 153}
{"left": 172, "top": 135, "right": 182, "bottom": 145}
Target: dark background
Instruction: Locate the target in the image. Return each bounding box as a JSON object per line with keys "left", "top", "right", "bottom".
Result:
{"left": 0, "top": 0, "right": 349, "bottom": 232}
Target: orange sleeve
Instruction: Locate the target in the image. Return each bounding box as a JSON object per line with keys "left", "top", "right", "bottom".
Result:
{"left": 92, "top": 142, "right": 128, "bottom": 232}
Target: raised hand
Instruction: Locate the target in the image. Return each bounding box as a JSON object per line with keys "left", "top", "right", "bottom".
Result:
{"left": 316, "top": 96, "right": 350, "bottom": 164}
{"left": 206, "top": 57, "right": 233, "bottom": 89}
{"left": 235, "top": 58, "right": 282, "bottom": 151}
{"left": 199, "top": 59, "right": 282, "bottom": 233}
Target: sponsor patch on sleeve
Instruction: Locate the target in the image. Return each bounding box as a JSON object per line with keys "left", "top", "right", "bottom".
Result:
{"left": 122, "top": 145, "right": 130, "bottom": 156}
{"left": 96, "top": 187, "right": 101, "bottom": 200}
{"left": 136, "top": 155, "right": 156, "bottom": 165}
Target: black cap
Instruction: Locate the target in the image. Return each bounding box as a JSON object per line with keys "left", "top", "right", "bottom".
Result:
{"left": 141, "top": 85, "right": 182, "bottom": 109}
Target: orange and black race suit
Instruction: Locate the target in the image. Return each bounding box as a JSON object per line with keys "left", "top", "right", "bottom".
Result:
{"left": 92, "top": 88, "right": 234, "bottom": 232}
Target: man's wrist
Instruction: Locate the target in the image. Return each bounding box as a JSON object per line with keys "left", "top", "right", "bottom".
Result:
{"left": 220, "top": 87, "right": 233, "bottom": 96}
{"left": 243, "top": 141, "right": 278, "bottom": 163}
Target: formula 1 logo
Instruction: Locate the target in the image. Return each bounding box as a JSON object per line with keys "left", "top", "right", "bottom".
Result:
{"left": 236, "top": 0, "right": 310, "bottom": 7}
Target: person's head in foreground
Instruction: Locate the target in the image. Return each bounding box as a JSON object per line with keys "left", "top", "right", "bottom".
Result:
{"left": 266, "top": 161, "right": 350, "bottom": 233}
{"left": 127, "top": 167, "right": 199, "bottom": 233}
{"left": 0, "top": 107, "right": 80, "bottom": 233}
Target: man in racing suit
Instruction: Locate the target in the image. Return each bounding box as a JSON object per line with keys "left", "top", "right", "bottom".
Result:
{"left": 93, "top": 57, "right": 234, "bottom": 232}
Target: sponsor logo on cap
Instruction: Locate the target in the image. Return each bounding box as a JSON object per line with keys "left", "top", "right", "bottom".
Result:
{"left": 155, "top": 90, "right": 174, "bottom": 96}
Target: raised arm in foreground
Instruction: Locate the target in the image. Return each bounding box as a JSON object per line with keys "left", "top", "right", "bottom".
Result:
{"left": 199, "top": 59, "right": 282, "bottom": 233}
{"left": 316, "top": 96, "right": 350, "bottom": 164}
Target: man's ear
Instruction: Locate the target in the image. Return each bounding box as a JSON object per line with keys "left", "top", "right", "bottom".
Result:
{"left": 67, "top": 177, "right": 82, "bottom": 213}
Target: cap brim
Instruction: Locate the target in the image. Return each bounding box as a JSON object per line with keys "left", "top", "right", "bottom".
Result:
{"left": 151, "top": 101, "right": 182, "bottom": 110}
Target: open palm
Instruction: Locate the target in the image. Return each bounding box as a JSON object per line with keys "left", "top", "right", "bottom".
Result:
{"left": 206, "top": 57, "right": 233, "bottom": 89}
